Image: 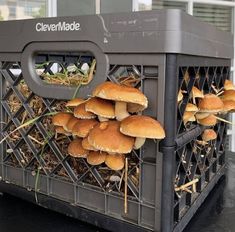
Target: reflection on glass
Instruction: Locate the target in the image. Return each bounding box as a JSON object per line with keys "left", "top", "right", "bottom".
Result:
{"left": 101, "top": 0, "right": 132, "bottom": 13}
{"left": 151, "top": 0, "right": 186, "bottom": 11}
{"left": 57, "top": 0, "right": 95, "bottom": 16}
{"left": 194, "top": 4, "right": 232, "bottom": 32}
{"left": 0, "top": 0, "right": 47, "bottom": 20}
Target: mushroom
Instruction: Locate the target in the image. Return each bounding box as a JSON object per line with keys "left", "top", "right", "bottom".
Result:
{"left": 65, "top": 98, "right": 86, "bottom": 107}
{"left": 55, "top": 126, "right": 71, "bottom": 136}
{"left": 72, "top": 119, "right": 98, "bottom": 138}
{"left": 202, "top": 129, "right": 217, "bottom": 142}
{"left": 52, "top": 112, "right": 73, "bottom": 129}
{"left": 197, "top": 114, "right": 217, "bottom": 126}
{"left": 74, "top": 102, "right": 96, "bottom": 119}
{"left": 195, "top": 112, "right": 210, "bottom": 120}
{"left": 222, "top": 100, "right": 235, "bottom": 113}
{"left": 85, "top": 97, "right": 115, "bottom": 122}
{"left": 183, "top": 111, "right": 196, "bottom": 125}
{"left": 191, "top": 87, "right": 204, "bottom": 99}
{"left": 92, "top": 82, "right": 148, "bottom": 121}
{"left": 221, "top": 90, "right": 235, "bottom": 101}
{"left": 120, "top": 115, "right": 165, "bottom": 149}
{"left": 198, "top": 94, "right": 224, "bottom": 114}
{"left": 105, "top": 154, "right": 125, "bottom": 171}
{"left": 86, "top": 151, "right": 107, "bottom": 165}
{"left": 178, "top": 90, "right": 184, "bottom": 103}
{"left": 190, "top": 86, "right": 204, "bottom": 104}
{"left": 224, "top": 80, "right": 235, "bottom": 91}
{"left": 64, "top": 116, "right": 80, "bottom": 132}
{"left": 82, "top": 137, "right": 98, "bottom": 151}
{"left": 68, "top": 138, "right": 89, "bottom": 158}
{"left": 185, "top": 103, "right": 198, "bottom": 112}
{"left": 88, "top": 121, "right": 134, "bottom": 154}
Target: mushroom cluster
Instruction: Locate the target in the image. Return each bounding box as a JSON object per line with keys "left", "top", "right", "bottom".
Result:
{"left": 179, "top": 81, "right": 235, "bottom": 127}
{"left": 52, "top": 81, "right": 165, "bottom": 171}
{"left": 175, "top": 79, "right": 235, "bottom": 194}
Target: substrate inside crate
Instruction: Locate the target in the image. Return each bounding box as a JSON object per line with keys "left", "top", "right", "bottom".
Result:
{"left": 1, "top": 68, "right": 142, "bottom": 200}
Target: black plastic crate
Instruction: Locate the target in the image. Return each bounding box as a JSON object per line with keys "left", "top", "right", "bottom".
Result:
{"left": 0, "top": 10, "right": 233, "bottom": 232}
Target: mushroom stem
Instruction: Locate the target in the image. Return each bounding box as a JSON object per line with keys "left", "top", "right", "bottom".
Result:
{"left": 98, "top": 115, "right": 108, "bottom": 122}
{"left": 134, "top": 137, "right": 146, "bottom": 149}
{"left": 115, "top": 101, "right": 130, "bottom": 121}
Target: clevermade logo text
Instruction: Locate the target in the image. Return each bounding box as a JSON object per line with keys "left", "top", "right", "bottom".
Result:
{"left": 36, "top": 21, "right": 80, "bottom": 32}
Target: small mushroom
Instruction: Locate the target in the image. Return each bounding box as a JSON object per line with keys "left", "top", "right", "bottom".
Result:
{"left": 120, "top": 115, "right": 165, "bottom": 149}
{"left": 88, "top": 121, "right": 134, "bottom": 154}
{"left": 68, "top": 138, "right": 89, "bottom": 158}
{"left": 82, "top": 137, "right": 98, "bottom": 151}
{"left": 183, "top": 111, "right": 196, "bottom": 125}
{"left": 197, "top": 114, "right": 217, "bottom": 126}
{"left": 222, "top": 100, "right": 235, "bottom": 113}
{"left": 72, "top": 119, "right": 98, "bottom": 138}
{"left": 66, "top": 98, "right": 86, "bottom": 107}
{"left": 105, "top": 154, "right": 125, "bottom": 171}
{"left": 52, "top": 112, "right": 73, "bottom": 129}
{"left": 224, "top": 80, "right": 235, "bottom": 91}
{"left": 74, "top": 102, "right": 96, "bottom": 119}
{"left": 55, "top": 126, "right": 71, "bottom": 136}
{"left": 64, "top": 116, "right": 80, "bottom": 132}
{"left": 202, "top": 129, "right": 217, "bottom": 142}
{"left": 85, "top": 97, "right": 115, "bottom": 122}
{"left": 92, "top": 82, "right": 148, "bottom": 121}
{"left": 195, "top": 112, "right": 210, "bottom": 120}
{"left": 221, "top": 90, "right": 235, "bottom": 101}
{"left": 185, "top": 103, "right": 198, "bottom": 112}
{"left": 190, "top": 87, "right": 204, "bottom": 104}
{"left": 191, "top": 87, "right": 204, "bottom": 99}
{"left": 178, "top": 90, "right": 184, "bottom": 103}
{"left": 86, "top": 151, "right": 107, "bottom": 165}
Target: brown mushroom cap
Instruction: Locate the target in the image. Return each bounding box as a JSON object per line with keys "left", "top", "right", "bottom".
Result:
{"left": 72, "top": 119, "right": 98, "bottom": 138}
{"left": 183, "top": 111, "right": 196, "bottom": 124}
{"left": 105, "top": 154, "right": 124, "bottom": 171}
{"left": 74, "top": 102, "right": 96, "bottom": 119}
{"left": 86, "top": 151, "right": 107, "bottom": 165}
{"left": 185, "top": 103, "right": 198, "bottom": 112}
{"left": 88, "top": 121, "right": 134, "bottom": 154}
{"left": 222, "top": 100, "right": 235, "bottom": 112}
{"left": 92, "top": 82, "right": 148, "bottom": 110}
{"left": 55, "top": 126, "right": 71, "bottom": 136}
{"left": 195, "top": 112, "right": 210, "bottom": 120}
{"left": 202, "top": 129, "right": 217, "bottom": 142}
{"left": 224, "top": 80, "right": 235, "bottom": 91}
{"left": 198, "top": 94, "right": 224, "bottom": 113}
{"left": 191, "top": 87, "right": 204, "bottom": 98}
{"left": 52, "top": 112, "right": 73, "bottom": 128}
{"left": 64, "top": 116, "right": 80, "bottom": 132}
{"left": 85, "top": 97, "right": 115, "bottom": 119}
{"left": 120, "top": 115, "right": 165, "bottom": 139}
{"left": 68, "top": 138, "right": 89, "bottom": 158}
{"left": 197, "top": 114, "right": 217, "bottom": 126}
{"left": 82, "top": 137, "right": 98, "bottom": 151}
{"left": 66, "top": 98, "right": 86, "bottom": 107}
{"left": 222, "top": 90, "right": 235, "bottom": 101}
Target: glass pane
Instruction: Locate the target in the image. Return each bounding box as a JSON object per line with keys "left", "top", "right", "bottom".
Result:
{"left": 101, "top": 0, "right": 132, "bottom": 14}
{"left": 194, "top": 4, "right": 232, "bottom": 32}
{"left": 57, "top": 0, "right": 95, "bottom": 16}
{"left": 0, "top": 0, "right": 47, "bottom": 20}
{"left": 152, "top": 0, "right": 186, "bottom": 12}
